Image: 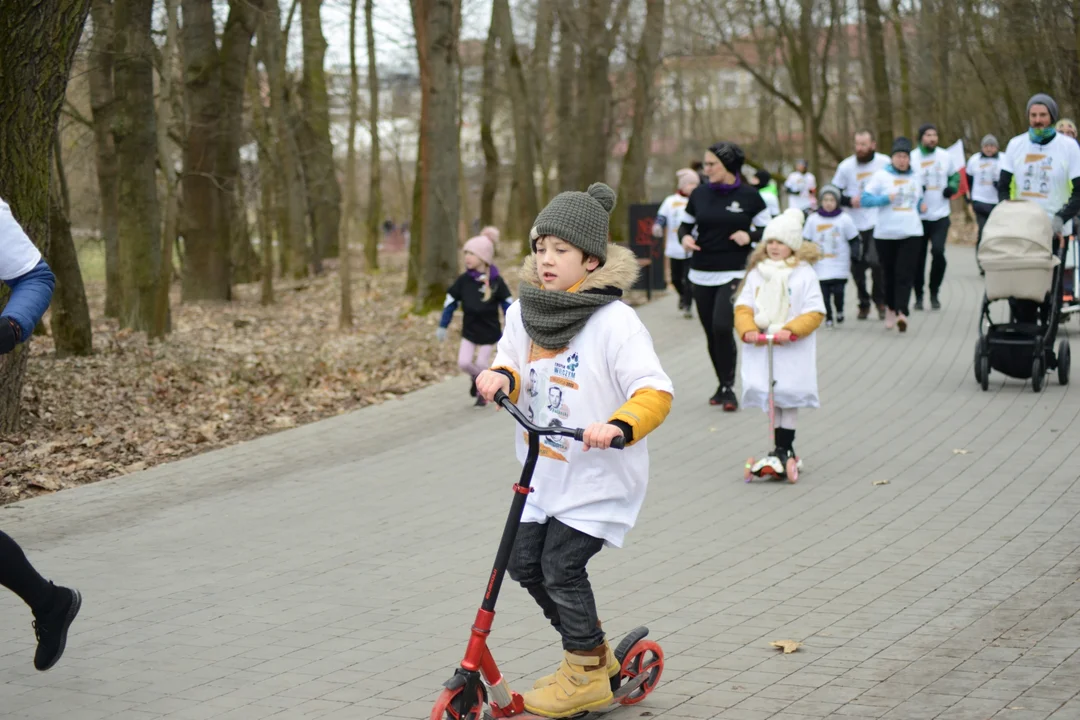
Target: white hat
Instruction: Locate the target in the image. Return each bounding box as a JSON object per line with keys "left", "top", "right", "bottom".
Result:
{"left": 762, "top": 208, "right": 805, "bottom": 253}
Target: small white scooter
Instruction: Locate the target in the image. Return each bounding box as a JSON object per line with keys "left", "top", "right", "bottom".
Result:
{"left": 744, "top": 334, "right": 801, "bottom": 483}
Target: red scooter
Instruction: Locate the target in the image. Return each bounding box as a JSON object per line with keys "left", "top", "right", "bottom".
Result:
{"left": 430, "top": 390, "right": 665, "bottom": 719}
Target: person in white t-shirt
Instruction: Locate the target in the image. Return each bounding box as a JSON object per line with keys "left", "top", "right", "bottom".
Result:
{"left": 1, "top": 196, "right": 82, "bottom": 673}
{"left": 861, "top": 137, "right": 928, "bottom": 332}
{"left": 476, "top": 183, "right": 673, "bottom": 718}
{"left": 804, "top": 186, "right": 858, "bottom": 326}
{"left": 751, "top": 169, "right": 781, "bottom": 217}
{"left": 998, "top": 93, "right": 1080, "bottom": 323}
{"left": 785, "top": 159, "right": 816, "bottom": 212}
{"left": 911, "top": 123, "right": 961, "bottom": 311}
{"left": 652, "top": 168, "right": 699, "bottom": 317}
{"left": 965, "top": 134, "right": 1001, "bottom": 273}
{"left": 832, "top": 129, "right": 891, "bottom": 320}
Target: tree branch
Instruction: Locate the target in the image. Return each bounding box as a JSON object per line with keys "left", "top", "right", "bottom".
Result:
{"left": 62, "top": 99, "right": 94, "bottom": 129}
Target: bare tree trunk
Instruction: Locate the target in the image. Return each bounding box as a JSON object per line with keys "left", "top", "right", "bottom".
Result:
{"left": 341, "top": 0, "right": 360, "bottom": 328}
{"left": 88, "top": 0, "right": 122, "bottom": 318}
{"left": 364, "top": 0, "right": 381, "bottom": 271}
{"left": 410, "top": 0, "right": 462, "bottom": 311}
{"left": 113, "top": 0, "right": 161, "bottom": 333}
{"left": 48, "top": 137, "right": 93, "bottom": 357}
{"left": 260, "top": 0, "right": 309, "bottom": 280}
{"left": 479, "top": 13, "right": 499, "bottom": 227}
{"left": 613, "top": 0, "right": 665, "bottom": 245}
{"left": 578, "top": 0, "right": 622, "bottom": 184}
{"left": 492, "top": 0, "right": 539, "bottom": 256}
{"left": 891, "top": 0, "right": 913, "bottom": 139}
{"left": 530, "top": 0, "right": 555, "bottom": 204}
{"left": 250, "top": 65, "right": 276, "bottom": 305}
{"left": 154, "top": 0, "right": 180, "bottom": 338}
{"left": 555, "top": 10, "right": 579, "bottom": 192}
{"left": 299, "top": 0, "right": 342, "bottom": 264}
{"left": 861, "top": 0, "right": 893, "bottom": 142}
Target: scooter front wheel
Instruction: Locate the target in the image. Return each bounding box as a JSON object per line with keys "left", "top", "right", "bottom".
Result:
{"left": 618, "top": 640, "right": 664, "bottom": 705}
{"left": 431, "top": 684, "right": 485, "bottom": 720}
{"left": 786, "top": 457, "right": 799, "bottom": 484}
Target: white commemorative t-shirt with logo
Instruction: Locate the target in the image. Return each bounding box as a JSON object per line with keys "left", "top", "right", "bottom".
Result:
{"left": 492, "top": 301, "right": 674, "bottom": 548}
{"left": 1000, "top": 133, "right": 1080, "bottom": 234}
{"left": 966, "top": 153, "right": 1001, "bottom": 206}
{"left": 864, "top": 169, "right": 925, "bottom": 240}
{"left": 803, "top": 212, "right": 858, "bottom": 281}
{"left": 0, "top": 197, "right": 42, "bottom": 281}
{"left": 913, "top": 146, "right": 958, "bottom": 221}
{"left": 785, "top": 171, "right": 817, "bottom": 211}
{"left": 656, "top": 192, "right": 690, "bottom": 259}
{"left": 831, "top": 153, "right": 892, "bottom": 231}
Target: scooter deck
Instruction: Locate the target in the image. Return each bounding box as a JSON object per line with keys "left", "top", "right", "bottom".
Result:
{"left": 481, "top": 672, "right": 651, "bottom": 720}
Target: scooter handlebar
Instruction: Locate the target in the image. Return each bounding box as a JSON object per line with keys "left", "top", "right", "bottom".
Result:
{"left": 494, "top": 390, "right": 626, "bottom": 449}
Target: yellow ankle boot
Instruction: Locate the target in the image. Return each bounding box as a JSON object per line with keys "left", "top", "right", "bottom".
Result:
{"left": 532, "top": 640, "right": 620, "bottom": 689}
{"left": 522, "top": 649, "right": 614, "bottom": 718}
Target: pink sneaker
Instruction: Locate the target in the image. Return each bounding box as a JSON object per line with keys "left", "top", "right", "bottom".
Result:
{"left": 884, "top": 308, "right": 897, "bottom": 329}
{"left": 897, "top": 313, "right": 908, "bottom": 332}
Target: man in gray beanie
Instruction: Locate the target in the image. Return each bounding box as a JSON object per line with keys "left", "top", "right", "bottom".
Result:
{"left": 998, "top": 93, "right": 1080, "bottom": 322}
{"left": 965, "top": 134, "right": 1002, "bottom": 272}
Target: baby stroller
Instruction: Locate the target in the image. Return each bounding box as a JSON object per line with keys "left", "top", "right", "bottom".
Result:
{"left": 974, "top": 200, "right": 1070, "bottom": 392}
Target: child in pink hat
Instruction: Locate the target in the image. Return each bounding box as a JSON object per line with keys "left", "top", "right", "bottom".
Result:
{"left": 436, "top": 235, "right": 513, "bottom": 405}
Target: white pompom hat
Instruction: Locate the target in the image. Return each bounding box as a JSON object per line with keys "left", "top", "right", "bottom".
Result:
{"left": 762, "top": 208, "right": 805, "bottom": 253}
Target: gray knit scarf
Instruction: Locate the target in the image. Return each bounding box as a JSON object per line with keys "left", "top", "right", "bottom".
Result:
{"left": 518, "top": 283, "right": 622, "bottom": 350}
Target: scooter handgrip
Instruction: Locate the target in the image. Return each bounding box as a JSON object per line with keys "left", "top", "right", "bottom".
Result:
{"left": 610, "top": 435, "right": 626, "bottom": 450}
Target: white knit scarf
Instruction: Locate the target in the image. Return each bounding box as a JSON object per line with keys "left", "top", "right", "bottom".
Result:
{"left": 753, "top": 259, "right": 795, "bottom": 333}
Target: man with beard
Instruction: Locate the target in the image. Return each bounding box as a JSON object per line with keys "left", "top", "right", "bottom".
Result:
{"left": 999, "top": 93, "right": 1080, "bottom": 322}
{"left": 912, "top": 124, "right": 961, "bottom": 310}
{"left": 832, "top": 129, "right": 891, "bottom": 319}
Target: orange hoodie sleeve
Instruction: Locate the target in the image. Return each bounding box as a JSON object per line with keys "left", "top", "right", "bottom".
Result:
{"left": 784, "top": 311, "right": 826, "bottom": 339}
{"left": 491, "top": 366, "right": 521, "bottom": 404}
{"left": 609, "top": 388, "right": 673, "bottom": 445}
{"left": 734, "top": 305, "right": 758, "bottom": 340}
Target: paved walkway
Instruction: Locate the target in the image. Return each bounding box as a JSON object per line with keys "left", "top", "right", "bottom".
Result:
{"left": 2, "top": 247, "right": 1079, "bottom": 720}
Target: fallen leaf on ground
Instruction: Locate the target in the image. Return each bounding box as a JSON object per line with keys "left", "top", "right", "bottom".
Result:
{"left": 952, "top": 448, "right": 970, "bottom": 455}
{"left": 873, "top": 479, "right": 890, "bottom": 486}
{"left": 770, "top": 640, "right": 802, "bottom": 654}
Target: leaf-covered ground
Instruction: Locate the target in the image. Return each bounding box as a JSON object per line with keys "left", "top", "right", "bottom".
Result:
{"left": 0, "top": 249, "right": 537, "bottom": 505}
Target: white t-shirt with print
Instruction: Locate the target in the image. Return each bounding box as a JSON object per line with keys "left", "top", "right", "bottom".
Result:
{"left": 803, "top": 212, "right": 858, "bottom": 281}
{"left": 492, "top": 301, "right": 674, "bottom": 548}
{"left": 831, "top": 153, "right": 891, "bottom": 231}
{"left": 864, "top": 169, "right": 925, "bottom": 240}
{"left": 0, "top": 197, "right": 42, "bottom": 281}
{"left": 1000, "top": 132, "right": 1080, "bottom": 224}
{"left": 966, "top": 153, "right": 1001, "bottom": 206}
{"left": 761, "top": 192, "right": 780, "bottom": 217}
{"left": 656, "top": 193, "right": 691, "bottom": 259}
{"left": 785, "top": 172, "right": 817, "bottom": 211}
{"left": 913, "top": 146, "right": 958, "bottom": 221}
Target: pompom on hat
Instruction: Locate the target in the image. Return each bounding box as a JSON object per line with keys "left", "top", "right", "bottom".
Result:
{"left": 529, "top": 182, "right": 616, "bottom": 263}
{"left": 762, "top": 208, "right": 806, "bottom": 254}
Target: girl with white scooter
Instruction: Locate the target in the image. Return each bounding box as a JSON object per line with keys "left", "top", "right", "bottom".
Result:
{"left": 734, "top": 209, "right": 826, "bottom": 482}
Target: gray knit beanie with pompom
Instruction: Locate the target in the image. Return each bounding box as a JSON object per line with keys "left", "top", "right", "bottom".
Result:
{"left": 529, "top": 182, "right": 616, "bottom": 264}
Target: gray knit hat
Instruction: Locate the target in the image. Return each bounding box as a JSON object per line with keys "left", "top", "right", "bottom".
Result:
{"left": 819, "top": 184, "right": 842, "bottom": 202}
{"left": 981, "top": 134, "right": 999, "bottom": 148}
{"left": 530, "top": 182, "right": 616, "bottom": 263}
{"left": 1027, "top": 93, "right": 1059, "bottom": 124}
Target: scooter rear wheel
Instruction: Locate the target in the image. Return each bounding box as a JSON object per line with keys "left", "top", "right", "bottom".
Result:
{"left": 786, "top": 457, "right": 799, "bottom": 484}
{"left": 430, "top": 685, "right": 485, "bottom": 720}
{"left": 744, "top": 457, "right": 755, "bottom": 482}
{"left": 618, "top": 640, "right": 664, "bottom": 705}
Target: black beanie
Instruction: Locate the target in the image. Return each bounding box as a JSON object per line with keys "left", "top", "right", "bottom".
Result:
{"left": 917, "top": 123, "right": 937, "bottom": 142}
{"left": 755, "top": 168, "right": 772, "bottom": 186}
{"left": 891, "top": 137, "right": 913, "bottom": 155}
{"left": 707, "top": 141, "right": 745, "bottom": 174}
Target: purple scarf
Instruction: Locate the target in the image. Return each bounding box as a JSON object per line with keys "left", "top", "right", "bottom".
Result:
{"left": 467, "top": 264, "right": 500, "bottom": 283}
{"left": 816, "top": 206, "right": 843, "bottom": 218}
{"left": 708, "top": 174, "right": 742, "bottom": 194}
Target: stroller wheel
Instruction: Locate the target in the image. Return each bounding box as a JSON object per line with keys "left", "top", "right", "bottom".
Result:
{"left": 1032, "top": 355, "right": 1046, "bottom": 392}
{"left": 979, "top": 353, "right": 990, "bottom": 392}
{"left": 973, "top": 338, "right": 984, "bottom": 384}
{"left": 1059, "top": 340, "right": 1071, "bottom": 385}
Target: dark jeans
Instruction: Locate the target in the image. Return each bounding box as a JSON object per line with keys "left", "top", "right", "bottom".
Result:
{"left": 692, "top": 280, "right": 739, "bottom": 388}
{"left": 915, "top": 217, "right": 951, "bottom": 299}
{"left": 508, "top": 519, "right": 605, "bottom": 651}
{"left": 0, "top": 529, "right": 56, "bottom": 612}
{"left": 877, "top": 236, "right": 922, "bottom": 316}
{"left": 819, "top": 279, "right": 847, "bottom": 320}
{"left": 973, "top": 201, "right": 996, "bottom": 272}
{"left": 669, "top": 257, "right": 692, "bottom": 309}
{"left": 852, "top": 229, "right": 884, "bottom": 310}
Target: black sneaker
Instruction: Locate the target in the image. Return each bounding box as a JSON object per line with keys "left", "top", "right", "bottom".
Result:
{"left": 858, "top": 307, "right": 870, "bottom": 320}
{"left": 33, "top": 587, "right": 81, "bottom": 671}
{"left": 877, "top": 304, "right": 887, "bottom": 320}
{"left": 837, "top": 313, "right": 845, "bottom": 324}
{"left": 719, "top": 386, "right": 738, "bottom": 412}
{"left": 709, "top": 387, "right": 725, "bottom": 406}
{"left": 914, "top": 297, "right": 924, "bottom": 311}
{"left": 469, "top": 377, "right": 478, "bottom": 398}
{"left": 474, "top": 395, "right": 488, "bottom": 407}
{"left": 930, "top": 295, "right": 941, "bottom": 310}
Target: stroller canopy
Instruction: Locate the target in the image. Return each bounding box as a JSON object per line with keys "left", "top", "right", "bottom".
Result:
{"left": 978, "top": 200, "right": 1059, "bottom": 301}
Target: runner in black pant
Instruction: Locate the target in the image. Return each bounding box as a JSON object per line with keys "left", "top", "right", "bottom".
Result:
{"left": 1, "top": 194, "right": 81, "bottom": 671}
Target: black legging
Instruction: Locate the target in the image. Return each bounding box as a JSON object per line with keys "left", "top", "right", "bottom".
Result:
{"left": 692, "top": 280, "right": 739, "bottom": 388}
{"left": 669, "top": 258, "right": 692, "bottom": 308}
{"left": 0, "top": 529, "right": 56, "bottom": 612}
{"left": 877, "top": 236, "right": 922, "bottom": 316}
